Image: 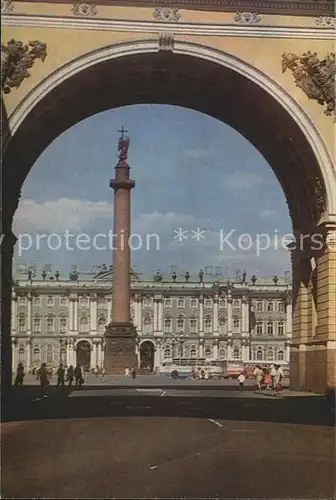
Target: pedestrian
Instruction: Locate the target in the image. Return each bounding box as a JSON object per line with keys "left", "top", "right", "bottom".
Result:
{"left": 237, "top": 372, "right": 246, "bottom": 391}
{"left": 131, "top": 367, "right": 136, "bottom": 379}
{"left": 14, "top": 363, "right": 25, "bottom": 387}
{"left": 66, "top": 365, "right": 74, "bottom": 387}
{"left": 274, "top": 364, "right": 284, "bottom": 396}
{"left": 56, "top": 363, "right": 65, "bottom": 388}
{"left": 125, "top": 367, "right": 130, "bottom": 378}
{"left": 101, "top": 367, "right": 107, "bottom": 382}
{"left": 270, "top": 364, "right": 276, "bottom": 390}
{"left": 253, "top": 365, "right": 263, "bottom": 391}
{"left": 39, "top": 362, "right": 49, "bottom": 399}
{"left": 201, "top": 369, "right": 205, "bottom": 381}
{"left": 74, "top": 364, "right": 83, "bottom": 388}
{"left": 94, "top": 366, "right": 99, "bottom": 378}
{"left": 264, "top": 370, "right": 272, "bottom": 390}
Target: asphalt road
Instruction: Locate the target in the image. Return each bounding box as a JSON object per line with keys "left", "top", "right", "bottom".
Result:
{"left": 2, "top": 415, "right": 335, "bottom": 499}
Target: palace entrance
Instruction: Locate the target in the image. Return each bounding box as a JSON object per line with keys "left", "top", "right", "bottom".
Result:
{"left": 2, "top": 35, "right": 335, "bottom": 395}
{"left": 140, "top": 341, "right": 155, "bottom": 373}
{"left": 76, "top": 341, "right": 91, "bottom": 372}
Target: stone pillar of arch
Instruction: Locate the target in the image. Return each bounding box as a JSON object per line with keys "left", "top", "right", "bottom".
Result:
{"left": 290, "top": 225, "right": 336, "bottom": 394}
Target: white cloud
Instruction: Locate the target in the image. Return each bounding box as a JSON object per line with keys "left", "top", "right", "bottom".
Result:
{"left": 222, "top": 172, "right": 264, "bottom": 191}
{"left": 259, "top": 209, "right": 276, "bottom": 219}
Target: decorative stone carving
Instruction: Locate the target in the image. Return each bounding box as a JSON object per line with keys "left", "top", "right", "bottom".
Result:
{"left": 158, "top": 33, "right": 174, "bottom": 52}
{"left": 72, "top": 3, "right": 97, "bottom": 17}
{"left": 312, "top": 176, "right": 326, "bottom": 215}
{"left": 281, "top": 51, "right": 336, "bottom": 117}
{"left": 1, "top": 39, "right": 47, "bottom": 94}
{"left": 1, "top": 0, "right": 13, "bottom": 13}
{"left": 233, "top": 12, "right": 262, "bottom": 24}
{"left": 316, "top": 17, "right": 336, "bottom": 29}
{"left": 326, "top": 230, "right": 336, "bottom": 250}
{"left": 153, "top": 7, "right": 181, "bottom": 22}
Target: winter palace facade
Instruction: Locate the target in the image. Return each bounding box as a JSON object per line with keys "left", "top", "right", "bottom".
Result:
{"left": 11, "top": 268, "right": 292, "bottom": 372}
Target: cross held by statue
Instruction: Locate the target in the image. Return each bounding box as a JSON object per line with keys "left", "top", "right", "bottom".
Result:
{"left": 118, "top": 126, "right": 128, "bottom": 139}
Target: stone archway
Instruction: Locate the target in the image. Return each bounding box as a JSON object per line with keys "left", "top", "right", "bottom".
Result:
{"left": 2, "top": 39, "right": 335, "bottom": 394}
{"left": 139, "top": 341, "right": 155, "bottom": 373}
{"left": 76, "top": 341, "right": 91, "bottom": 372}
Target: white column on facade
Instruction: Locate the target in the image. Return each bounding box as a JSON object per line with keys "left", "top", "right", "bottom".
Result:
{"left": 73, "top": 298, "right": 78, "bottom": 332}
{"left": 154, "top": 298, "right": 159, "bottom": 332}
{"left": 27, "top": 295, "right": 32, "bottom": 334}
{"left": 199, "top": 339, "right": 204, "bottom": 357}
{"left": 285, "top": 342, "right": 291, "bottom": 363}
{"left": 132, "top": 298, "right": 137, "bottom": 328}
{"left": 26, "top": 340, "right": 31, "bottom": 371}
{"left": 154, "top": 345, "right": 160, "bottom": 369}
{"left": 227, "top": 297, "right": 232, "bottom": 335}
{"left": 199, "top": 296, "right": 204, "bottom": 336}
{"left": 90, "top": 344, "right": 96, "bottom": 369}
{"left": 158, "top": 299, "right": 163, "bottom": 333}
{"left": 90, "top": 295, "right": 97, "bottom": 333}
{"left": 213, "top": 296, "right": 219, "bottom": 335}
{"left": 137, "top": 297, "right": 142, "bottom": 333}
{"left": 12, "top": 340, "right": 17, "bottom": 371}
{"left": 213, "top": 341, "right": 218, "bottom": 360}
{"left": 11, "top": 295, "right": 17, "bottom": 332}
{"left": 100, "top": 341, "right": 104, "bottom": 368}
{"left": 107, "top": 297, "right": 112, "bottom": 323}
{"left": 227, "top": 344, "right": 233, "bottom": 360}
{"left": 66, "top": 342, "right": 71, "bottom": 367}
{"left": 242, "top": 297, "right": 248, "bottom": 333}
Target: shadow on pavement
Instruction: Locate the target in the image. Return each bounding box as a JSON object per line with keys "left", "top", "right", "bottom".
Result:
{"left": 2, "top": 385, "right": 335, "bottom": 427}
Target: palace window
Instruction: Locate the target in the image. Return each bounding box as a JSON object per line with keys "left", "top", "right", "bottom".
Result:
{"left": 204, "top": 346, "right": 212, "bottom": 358}
{"left": 267, "top": 348, "right": 274, "bottom": 361}
{"left": 267, "top": 321, "right": 274, "bottom": 335}
{"left": 184, "top": 345, "right": 190, "bottom": 357}
{"left": 18, "top": 297, "right": 26, "bottom": 306}
{"left": 143, "top": 315, "right": 152, "bottom": 334}
{"left": 233, "top": 318, "right": 240, "bottom": 333}
{"left": 177, "top": 298, "right": 185, "bottom": 309}
{"left": 233, "top": 299, "right": 240, "bottom": 308}
{"left": 219, "top": 299, "right": 226, "bottom": 308}
{"left": 46, "top": 316, "right": 55, "bottom": 332}
{"left": 164, "top": 298, "right": 172, "bottom": 308}
{"left": 98, "top": 317, "right": 106, "bottom": 333}
{"left": 59, "top": 317, "right": 67, "bottom": 331}
{"left": 164, "top": 317, "right": 172, "bottom": 333}
{"left": 278, "top": 350, "right": 285, "bottom": 361}
{"left": 18, "top": 315, "right": 25, "bottom": 332}
{"left": 80, "top": 296, "right": 89, "bottom": 306}
{"left": 256, "top": 301, "right": 263, "bottom": 312}
{"left": 60, "top": 297, "right": 68, "bottom": 307}
{"left": 256, "top": 349, "right": 263, "bottom": 361}
{"left": 32, "top": 347, "right": 40, "bottom": 363}
{"left": 204, "top": 299, "right": 212, "bottom": 309}
{"left": 278, "top": 302, "right": 285, "bottom": 313}
{"left": 46, "top": 345, "right": 53, "bottom": 364}
{"left": 18, "top": 345, "right": 25, "bottom": 362}
{"left": 143, "top": 297, "right": 152, "bottom": 308}
{"left": 204, "top": 315, "right": 212, "bottom": 331}
{"left": 189, "top": 318, "right": 197, "bottom": 332}
{"left": 33, "top": 297, "right": 41, "bottom": 307}
{"left": 256, "top": 321, "right": 263, "bottom": 335}
{"left": 267, "top": 301, "right": 274, "bottom": 312}
{"left": 190, "top": 299, "right": 197, "bottom": 308}
{"left": 33, "top": 317, "right": 41, "bottom": 332}
{"left": 47, "top": 296, "right": 54, "bottom": 308}
{"left": 233, "top": 348, "right": 240, "bottom": 359}
{"left": 164, "top": 347, "right": 172, "bottom": 359}
{"left": 177, "top": 315, "right": 185, "bottom": 332}
{"left": 277, "top": 321, "right": 284, "bottom": 336}
{"left": 219, "top": 317, "right": 226, "bottom": 332}
{"left": 190, "top": 345, "right": 197, "bottom": 358}
{"left": 79, "top": 317, "right": 89, "bottom": 332}
{"left": 219, "top": 348, "right": 226, "bottom": 360}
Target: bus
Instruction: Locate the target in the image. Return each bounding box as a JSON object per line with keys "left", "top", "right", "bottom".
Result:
{"left": 157, "top": 358, "right": 224, "bottom": 379}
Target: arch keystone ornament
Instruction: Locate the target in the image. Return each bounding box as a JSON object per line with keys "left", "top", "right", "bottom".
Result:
{"left": 281, "top": 51, "right": 336, "bottom": 117}
{"left": 1, "top": 39, "right": 47, "bottom": 94}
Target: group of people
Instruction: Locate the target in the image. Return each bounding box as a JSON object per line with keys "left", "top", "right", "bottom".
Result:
{"left": 191, "top": 367, "right": 210, "bottom": 380}
{"left": 237, "top": 364, "right": 284, "bottom": 395}
{"left": 124, "top": 367, "right": 137, "bottom": 379}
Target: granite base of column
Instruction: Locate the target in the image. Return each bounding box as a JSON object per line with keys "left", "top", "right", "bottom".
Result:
{"left": 104, "top": 321, "right": 137, "bottom": 374}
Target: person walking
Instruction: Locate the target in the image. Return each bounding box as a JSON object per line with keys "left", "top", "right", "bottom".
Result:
{"left": 270, "top": 364, "right": 276, "bottom": 390}
{"left": 101, "top": 367, "right": 107, "bottom": 382}
{"left": 125, "top": 367, "right": 130, "bottom": 378}
{"left": 39, "top": 363, "right": 49, "bottom": 399}
{"left": 264, "top": 370, "right": 272, "bottom": 390}
{"left": 237, "top": 372, "right": 246, "bottom": 391}
{"left": 56, "top": 363, "right": 65, "bottom": 388}
{"left": 74, "top": 364, "right": 83, "bottom": 388}
{"left": 274, "top": 364, "right": 284, "bottom": 396}
{"left": 253, "top": 365, "right": 263, "bottom": 391}
{"left": 131, "top": 367, "right": 136, "bottom": 380}
{"left": 14, "top": 363, "right": 25, "bottom": 387}
{"left": 66, "top": 365, "right": 74, "bottom": 387}
{"left": 94, "top": 366, "right": 99, "bottom": 378}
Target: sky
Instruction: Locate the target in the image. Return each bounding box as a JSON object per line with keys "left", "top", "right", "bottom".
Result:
{"left": 12, "top": 104, "right": 292, "bottom": 279}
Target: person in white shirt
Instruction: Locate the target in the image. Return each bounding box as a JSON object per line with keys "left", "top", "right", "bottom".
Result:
{"left": 237, "top": 372, "right": 246, "bottom": 391}
{"left": 253, "top": 366, "right": 263, "bottom": 390}
{"left": 125, "top": 367, "right": 130, "bottom": 378}
{"left": 274, "top": 365, "right": 284, "bottom": 395}
{"left": 270, "top": 364, "right": 276, "bottom": 389}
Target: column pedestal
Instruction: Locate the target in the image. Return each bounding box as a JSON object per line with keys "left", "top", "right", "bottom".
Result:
{"left": 104, "top": 321, "right": 137, "bottom": 374}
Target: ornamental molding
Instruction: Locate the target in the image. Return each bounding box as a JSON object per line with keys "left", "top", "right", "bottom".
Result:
{"left": 158, "top": 33, "right": 174, "bottom": 52}
{"left": 2, "top": 15, "right": 334, "bottom": 40}
{"left": 326, "top": 230, "right": 336, "bottom": 249}
{"left": 1, "top": 39, "right": 47, "bottom": 94}
{"left": 1, "top": 0, "right": 13, "bottom": 13}
{"left": 72, "top": 3, "right": 97, "bottom": 16}
{"left": 153, "top": 7, "right": 181, "bottom": 22}
{"left": 316, "top": 16, "right": 336, "bottom": 28}
{"left": 282, "top": 51, "right": 336, "bottom": 117}
{"left": 233, "top": 12, "right": 262, "bottom": 24}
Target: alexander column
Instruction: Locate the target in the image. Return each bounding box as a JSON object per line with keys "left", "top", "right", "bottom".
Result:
{"left": 104, "top": 127, "right": 137, "bottom": 374}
